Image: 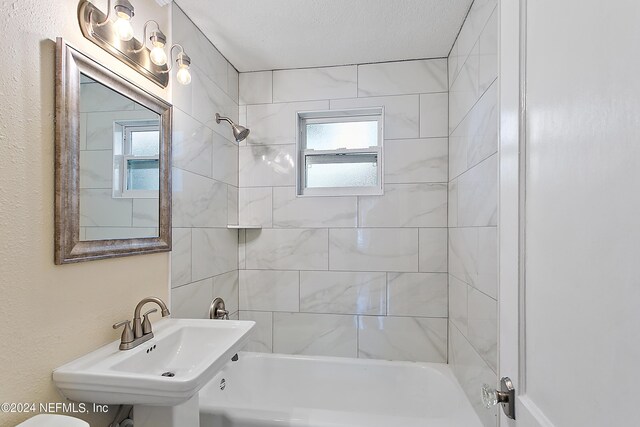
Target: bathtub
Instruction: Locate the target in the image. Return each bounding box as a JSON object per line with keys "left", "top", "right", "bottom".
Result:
{"left": 199, "top": 352, "right": 482, "bottom": 427}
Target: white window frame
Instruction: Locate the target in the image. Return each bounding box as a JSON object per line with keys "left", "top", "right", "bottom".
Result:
{"left": 296, "top": 107, "right": 384, "bottom": 197}
{"left": 113, "top": 120, "right": 160, "bottom": 199}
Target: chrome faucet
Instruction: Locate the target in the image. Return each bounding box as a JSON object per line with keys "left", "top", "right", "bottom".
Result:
{"left": 113, "top": 297, "right": 170, "bottom": 350}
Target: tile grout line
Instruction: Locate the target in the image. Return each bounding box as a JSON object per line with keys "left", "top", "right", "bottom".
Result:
{"left": 242, "top": 309, "right": 447, "bottom": 320}
{"left": 446, "top": 51, "right": 451, "bottom": 364}
{"left": 298, "top": 270, "right": 301, "bottom": 312}
{"left": 449, "top": 76, "right": 498, "bottom": 136}
{"left": 328, "top": 226, "right": 335, "bottom": 270}
{"left": 240, "top": 90, "right": 449, "bottom": 107}
{"left": 356, "top": 313, "right": 360, "bottom": 358}
{"left": 356, "top": 64, "right": 359, "bottom": 98}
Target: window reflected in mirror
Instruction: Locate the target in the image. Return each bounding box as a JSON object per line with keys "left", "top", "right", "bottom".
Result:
{"left": 79, "top": 73, "right": 161, "bottom": 241}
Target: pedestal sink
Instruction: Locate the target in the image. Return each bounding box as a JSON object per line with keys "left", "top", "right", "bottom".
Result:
{"left": 53, "top": 319, "right": 254, "bottom": 427}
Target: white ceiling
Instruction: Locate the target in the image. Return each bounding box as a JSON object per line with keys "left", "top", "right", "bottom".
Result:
{"left": 174, "top": 0, "right": 473, "bottom": 72}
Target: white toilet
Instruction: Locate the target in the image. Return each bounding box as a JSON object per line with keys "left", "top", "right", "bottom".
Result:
{"left": 15, "top": 414, "right": 89, "bottom": 427}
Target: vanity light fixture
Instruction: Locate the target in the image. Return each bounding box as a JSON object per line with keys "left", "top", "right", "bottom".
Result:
{"left": 91, "top": 0, "right": 136, "bottom": 41}
{"left": 79, "top": 0, "right": 193, "bottom": 88}
{"left": 175, "top": 52, "right": 192, "bottom": 85}
{"left": 133, "top": 20, "right": 168, "bottom": 66}
{"left": 149, "top": 29, "right": 168, "bottom": 66}
{"left": 166, "top": 45, "right": 192, "bottom": 85}
{"left": 113, "top": 0, "right": 135, "bottom": 41}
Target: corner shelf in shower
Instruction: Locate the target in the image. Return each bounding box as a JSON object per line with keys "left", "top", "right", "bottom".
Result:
{"left": 226, "top": 225, "right": 262, "bottom": 229}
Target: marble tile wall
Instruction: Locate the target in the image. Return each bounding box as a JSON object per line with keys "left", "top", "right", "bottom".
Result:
{"left": 168, "top": 10, "right": 497, "bottom": 420}
{"left": 447, "top": 1, "right": 499, "bottom": 426}
{"left": 170, "top": 5, "right": 240, "bottom": 319}
{"left": 237, "top": 58, "right": 449, "bottom": 363}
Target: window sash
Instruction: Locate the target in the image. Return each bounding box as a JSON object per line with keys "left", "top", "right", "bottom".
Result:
{"left": 297, "top": 107, "right": 384, "bottom": 197}
{"left": 122, "top": 155, "right": 160, "bottom": 198}
{"left": 303, "top": 114, "right": 382, "bottom": 126}
{"left": 114, "top": 120, "right": 161, "bottom": 199}
{"left": 303, "top": 150, "right": 380, "bottom": 194}
{"left": 122, "top": 121, "right": 160, "bottom": 156}
{"left": 305, "top": 152, "right": 378, "bottom": 165}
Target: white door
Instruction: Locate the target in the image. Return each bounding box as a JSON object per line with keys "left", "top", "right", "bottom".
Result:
{"left": 498, "top": 0, "right": 640, "bottom": 426}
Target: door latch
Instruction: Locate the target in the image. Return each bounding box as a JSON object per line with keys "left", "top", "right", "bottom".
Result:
{"left": 481, "top": 377, "right": 516, "bottom": 420}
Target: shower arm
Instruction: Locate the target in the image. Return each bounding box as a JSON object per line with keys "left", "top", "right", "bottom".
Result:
{"left": 215, "top": 113, "right": 233, "bottom": 125}
{"left": 214, "top": 112, "right": 250, "bottom": 143}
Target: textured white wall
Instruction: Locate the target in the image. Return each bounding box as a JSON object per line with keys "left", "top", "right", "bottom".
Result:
{"left": 0, "top": 1, "right": 171, "bottom": 425}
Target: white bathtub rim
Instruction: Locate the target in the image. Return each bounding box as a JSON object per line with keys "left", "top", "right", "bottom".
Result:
{"left": 230, "top": 351, "right": 457, "bottom": 378}
{"left": 199, "top": 351, "right": 482, "bottom": 427}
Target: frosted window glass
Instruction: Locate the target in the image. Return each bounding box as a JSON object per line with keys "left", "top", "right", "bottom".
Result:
{"left": 131, "top": 130, "right": 159, "bottom": 156}
{"left": 305, "top": 154, "right": 378, "bottom": 188}
{"left": 306, "top": 121, "right": 378, "bottom": 150}
{"left": 127, "top": 159, "right": 159, "bottom": 190}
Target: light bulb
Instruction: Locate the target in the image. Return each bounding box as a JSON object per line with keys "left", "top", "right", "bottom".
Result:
{"left": 115, "top": 18, "right": 134, "bottom": 41}
{"left": 176, "top": 65, "right": 191, "bottom": 85}
{"left": 150, "top": 46, "right": 167, "bottom": 66}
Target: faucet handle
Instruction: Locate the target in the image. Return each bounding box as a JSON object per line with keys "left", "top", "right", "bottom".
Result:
{"left": 142, "top": 308, "right": 158, "bottom": 335}
{"left": 113, "top": 320, "right": 134, "bottom": 344}
{"left": 210, "top": 297, "right": 230, "bottom": 319}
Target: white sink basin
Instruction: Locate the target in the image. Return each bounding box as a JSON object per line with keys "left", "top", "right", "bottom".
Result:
{"left": 53, "top": 319, "right": 254, "bottom": 406}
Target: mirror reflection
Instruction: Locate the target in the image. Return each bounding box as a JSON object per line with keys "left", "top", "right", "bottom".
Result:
{"left": 79, "top": 73, "right": 160, "bottom": 241}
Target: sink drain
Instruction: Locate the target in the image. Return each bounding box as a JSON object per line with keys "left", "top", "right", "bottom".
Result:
{"left": 161, "top": 371, "right": 175, "bottom": 377}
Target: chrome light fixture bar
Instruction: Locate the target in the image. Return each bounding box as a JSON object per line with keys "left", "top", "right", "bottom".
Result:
{"left": 78, "top": 0, "right": 169, "bottom": 87}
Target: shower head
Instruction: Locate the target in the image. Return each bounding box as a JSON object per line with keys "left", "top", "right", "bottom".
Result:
{"left": 215, "top": 113, "right": 250, "bottom": 143}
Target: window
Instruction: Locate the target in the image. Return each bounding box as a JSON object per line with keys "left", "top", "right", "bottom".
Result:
{"left": 297, "top": 107, "right": 384, "bottom": 196}
{"left": 113, "top": 120, "right": 160, "bottom": 198}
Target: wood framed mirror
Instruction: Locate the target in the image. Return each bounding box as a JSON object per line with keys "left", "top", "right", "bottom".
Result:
{"left": 54, "top": 38, "right": 172, "bottom": 264}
